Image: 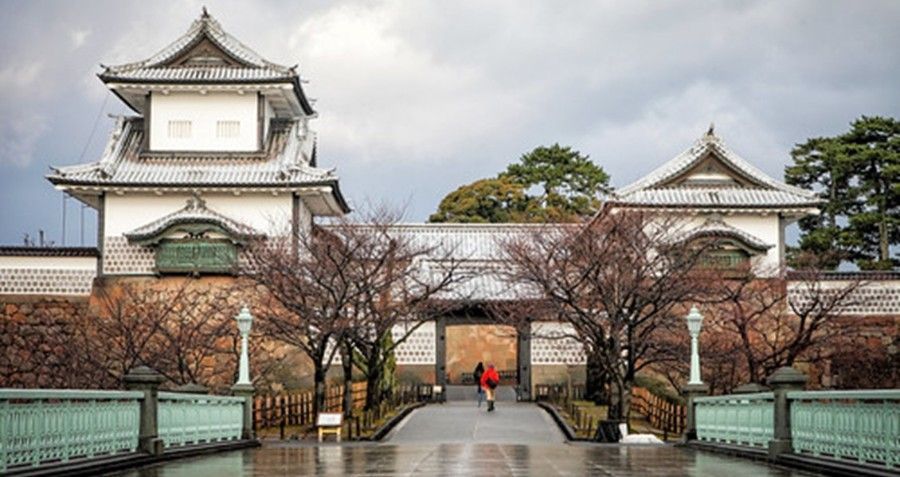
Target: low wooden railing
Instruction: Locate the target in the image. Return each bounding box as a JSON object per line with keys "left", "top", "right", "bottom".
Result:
{"left": 252, "top": 382, "right": 366, "bottom": 432}
{"left": 630, "top": 386, "right": 686, "bottom": 438}
{"left": 253, "top": 382, "right": 426, "bottom": 440}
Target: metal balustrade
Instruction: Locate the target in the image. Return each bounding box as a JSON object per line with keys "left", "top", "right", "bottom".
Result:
{"left": 157, "top": 392, "right": 245, "bottom": 448}
{"left": 788, "top": 390, "right": 899, "bottom": 469}
{"left": 694, "top": 392, "right": 774, "bottom": 448}
{"left": 0, "top": 389, "right": 142, "bottom": 471}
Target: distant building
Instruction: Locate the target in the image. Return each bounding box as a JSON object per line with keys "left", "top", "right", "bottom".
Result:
{"left": 1, "top": 10, "right": 895, "bottom": 393}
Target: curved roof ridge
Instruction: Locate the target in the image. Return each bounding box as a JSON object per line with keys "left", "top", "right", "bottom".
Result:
{"left": 673, "top": 216, "right": 772, "bottom": 251}
{"left": 125, "top": 195, "right": 260, "bottom": 244}
{"left": 104, "top": 9, "right": 291, "bottom": 74}
{"left": 616, "top": 130, "right": 817, "bottom": 199}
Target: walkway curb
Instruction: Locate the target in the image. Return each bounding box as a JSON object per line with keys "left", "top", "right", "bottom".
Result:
{"left": 368, "top": 401, "right": 427, "bottom": 441}
{"left": 535, "top": 401, "right": 579, "bottom": 441}
{"left": 3, "top": 440, "right": 260, "bottom": 477}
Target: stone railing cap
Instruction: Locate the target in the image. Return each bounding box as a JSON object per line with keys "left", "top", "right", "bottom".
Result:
{"left": 766, "top": 366, "right": 808, "bottom": 386}
{"left": 172, "top": 382, "right": 208, "bottom": 394}
{"left": 123, "top": 365, "right": 166, "bottom": 384}
{"left": 733, "top": 383, "right": 770, "bottom": 394}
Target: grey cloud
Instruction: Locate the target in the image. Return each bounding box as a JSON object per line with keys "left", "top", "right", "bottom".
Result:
{"left": 0, "top": 0, "right": 898, "bottom": 243}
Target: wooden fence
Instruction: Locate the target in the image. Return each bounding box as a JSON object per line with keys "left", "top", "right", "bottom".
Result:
{"left": 253, "top": 381, "right": 367, "bottom": 432}
{"left": 630, "top": 386, "right": 685, "bottom": 438}
{"left": 534, "top": 383, "right": 684, "bottom": 440}
{"left": 253, "top": 382, "right": 433, "bottom": 440}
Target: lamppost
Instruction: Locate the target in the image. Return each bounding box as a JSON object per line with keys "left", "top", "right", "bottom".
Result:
{"left": 231, "top": 306, "right": 255, "bottom": 439}
{"left": 685, "top": 306, "right": 704, "bottom": 385}
{"left": 681, "top": 305, "right": 709, "bottom": 442}
{"left": 235, "top": 306, "right": 253, "bottom": 386}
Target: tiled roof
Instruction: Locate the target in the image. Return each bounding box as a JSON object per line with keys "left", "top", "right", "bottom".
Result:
{"left": 47, "top": 117, "right": 343, "bottom": 191}
{"left": 100, "top": 66, "right": 294, "bottom": 83}
{"left": 670, "top": 218, "right": 771, "bottom": 251}
{"left": 97, "top": 10, "right": 314, "bottom": 115}
{"left": 125, "top": 196, "right": 260, "bottom": 244}
{"left": 613, "top": 129, "right": 820, "bottom": 210}
{"left": 0, "top": 246, "right": 99, "bottom": 257}
{"left": 615, "top": 188, "right": 819, "bottom": 209}
{"left": 324, "top": 223, "right": 552, "bottom": 301}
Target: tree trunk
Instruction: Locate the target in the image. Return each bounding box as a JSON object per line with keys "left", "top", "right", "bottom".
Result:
{"left": 313, "top": 364, "right": 326, "bottom": 417}
{"left": 606, "top": 379, "right": 631, "bottom": 423}
{"left": 585, "top": 348, "right": 608, "bottom": 405}
{"left": 364, "top": 353, "right": 382, "bottom": 411}
{"left": 341, "top": 342, "right": 354, "bottom": 418}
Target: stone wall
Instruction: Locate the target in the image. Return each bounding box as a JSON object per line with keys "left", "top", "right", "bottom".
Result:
{"left": 0, "top": 296, "right": 88, "bottom": 388}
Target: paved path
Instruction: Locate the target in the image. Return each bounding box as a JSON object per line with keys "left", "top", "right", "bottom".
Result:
{"left": 112, "top": 403, "right": 823, "bottom": 476}
{"left": 114, "top": 444, "right": 820, "bottom": 476}
{"left": 387, "top": 402, "right": 565, "bottom": 444}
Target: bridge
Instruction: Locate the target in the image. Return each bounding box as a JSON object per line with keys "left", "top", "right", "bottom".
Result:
{"left": 3, "top": 372, "right": 897, "bottom": 476}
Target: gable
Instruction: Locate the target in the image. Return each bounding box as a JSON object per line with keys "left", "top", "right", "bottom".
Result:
{"left": 661, "top": 151, "right": 760, "bottom": 189}
{"left": 167, "top": 36, "right": 245, "bottom": 67}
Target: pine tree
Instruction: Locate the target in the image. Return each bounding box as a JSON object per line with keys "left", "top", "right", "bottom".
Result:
{"left": 786, "top": 116, "right": 899, "bottom": 269}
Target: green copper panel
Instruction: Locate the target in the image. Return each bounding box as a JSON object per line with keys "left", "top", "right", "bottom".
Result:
{"left": 156, "top": 240, "right": 237, "bottom": 274}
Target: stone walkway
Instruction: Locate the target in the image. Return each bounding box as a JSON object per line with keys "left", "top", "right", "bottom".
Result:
{"left": 112, "top": 404, "right": 823, "bottom": 476}
{"left": 387, "top": 402, "right": 564, "bottom": 444}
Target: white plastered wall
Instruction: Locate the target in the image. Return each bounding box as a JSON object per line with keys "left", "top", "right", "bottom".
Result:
{"left": 104, "top": 193, "right": 294, "bottom": 236}
{"left": 150, "top": 92, "right": 259, "bottom": 151}
{"left": 0, "top": 256, "right": 96, "bottom": 295}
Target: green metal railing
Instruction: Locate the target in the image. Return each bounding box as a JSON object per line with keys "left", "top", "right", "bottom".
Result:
{"left": 157, "top": 392, "right": 244, "bottom": 448}
{"left": 694, "top": 392, "right": 774, "bottom": 448}
{"left": 0, "top": 389, "right": 142, "bottom": 471}
{"left": 789, "top": 390, "right": 899, "bottom": 469}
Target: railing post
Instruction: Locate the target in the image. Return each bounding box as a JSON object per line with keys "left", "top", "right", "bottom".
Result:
{"left": 681, "top": 383, "right": 709, "bottom": 442}
{"left": 766, "top": 366, "right": 807, "bottom": 458}
{"left": 231, "top": 383, "right": 255, "bottom": 440}
{"left": 123, "top": 366, "right": 166, "bottom": 456}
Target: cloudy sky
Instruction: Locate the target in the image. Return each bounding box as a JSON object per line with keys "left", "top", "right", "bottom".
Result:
{"left": 0, "top": 0, "right": 898, "bottom": 246}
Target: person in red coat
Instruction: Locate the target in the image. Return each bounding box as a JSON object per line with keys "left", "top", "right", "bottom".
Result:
{"left": 479, "top": 363, "right": 500, "bottom": 412}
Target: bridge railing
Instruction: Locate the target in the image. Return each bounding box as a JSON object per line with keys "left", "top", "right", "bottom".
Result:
{"left": 694, "top": 392, "right": 774, "bottom": 448}
{"left": 788, "top": 390, "right": 899, "bottom": 469}
{"left": 158, "top": 392, "right": 244, "bottom": 448}
{"left": 0, "top": 389, "right": 143, "bottom": 472}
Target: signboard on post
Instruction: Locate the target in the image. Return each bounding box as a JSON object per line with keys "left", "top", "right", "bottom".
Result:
{"left": 317, "top": 412, "right": 343, "bottom": 442}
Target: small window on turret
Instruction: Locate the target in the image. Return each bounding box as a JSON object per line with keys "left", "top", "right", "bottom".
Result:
{"left": 167, "top": 120, "right": 192, "bottom": 139}
{"left": 217, "top": 120, "right": 240, "bottom": 138}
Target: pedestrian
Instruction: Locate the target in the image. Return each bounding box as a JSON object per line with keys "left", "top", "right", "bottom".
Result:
{"left": 480, "top": 363, "right": 500, "bottom": 412}
{"left": 473, "top": 362, "right": 485, "bottom": 407}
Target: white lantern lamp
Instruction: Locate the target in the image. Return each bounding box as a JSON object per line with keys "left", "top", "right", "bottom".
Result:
{"left": 685, "top": 306, "right": 704, "bottom": 386}
{"left": 235, "top": 306, "right": 253, "bottom": 386}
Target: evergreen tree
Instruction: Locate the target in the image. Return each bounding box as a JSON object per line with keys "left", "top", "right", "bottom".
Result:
{"left": 430, "top": 144, "right": 610, "bottom": 223}
{"left": 786, "top": 116, "right": 898, "bottom": 269}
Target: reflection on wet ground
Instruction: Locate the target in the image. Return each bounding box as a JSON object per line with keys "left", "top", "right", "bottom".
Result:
{"left": 114, "top": 444, "right": 821, "bottom": 477}
{"left": 113, "top": 403, "right": 822, "bottom": 476}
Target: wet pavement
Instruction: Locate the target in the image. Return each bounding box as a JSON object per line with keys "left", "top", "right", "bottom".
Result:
{"left": 387, "top": 402, "right": 564, "bottom": 444}
{"left": 113, "top": 444, "right": 820, "bottom": 476}
{"left": 113, "top": 403, "right": 823, "bottom": 476}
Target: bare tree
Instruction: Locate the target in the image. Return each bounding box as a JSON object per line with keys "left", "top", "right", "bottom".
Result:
{"left": 501, "top": 208, "right": 712, "bottom": 421}
{"left": 66, "top": 278, "right": 240, "bottom": 389}
{"left": 341, "top": 215, "right": 466, "bottom": 410}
